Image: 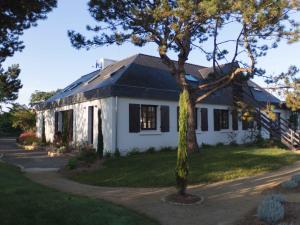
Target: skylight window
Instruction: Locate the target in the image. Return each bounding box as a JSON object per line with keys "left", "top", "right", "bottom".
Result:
{"left": 63, "top": 82, "right": 82, "bottom": 92}
{"left": 253, "top": 87, "right": 262, "bottom": 92}
{"left": 185, "top": 74, "right": 199, "bottom": 82}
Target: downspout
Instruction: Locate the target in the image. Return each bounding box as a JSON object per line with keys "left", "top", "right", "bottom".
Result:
{"left": 115, "top": 96, "right": 118, "bottom": 151}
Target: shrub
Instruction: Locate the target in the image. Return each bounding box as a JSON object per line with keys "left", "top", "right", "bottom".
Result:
{"left": 257, "top": 198, "right": 285, "bottom": 224}
{"left": 281, "top": 180, "right": 298, "bottom": 189}
{"left": 57, "top": 146, "right": 67, "bottom": 154}
{"left": 264, "top": 194, "right": 286, "bottom": 203}
{"left": 278, "top": 223, "right": 294, "bottom": 225}
{"left": 104, "top": 151, "right": 112, "bottom": 158}
{"left": 17, "top": 131, "right": 39, "bottom": 145}
{"left": 291, "top": 174, "right": 300, "bottom": 184}
{"left": 77, "top": 144, "right": 97, "bottom": 164}
{"left": 216, "top": 142, "right": 225, "bottom": 147}
{"left": 126, "top": 148, "right": 141, "bottom": 156}
{"left": 67, "top": 158, "right": 78, "bottom": 170}
{"left": 146, "top": 147, "right": 156, "bottom": 154}
{"left": 159, "top": 146, "right": 175, "bottom": 152}
{"left": 201, "top": 143, "right": 212, "bottom": 149}
{"left": 114, "top": 148, "right": 121, "bottom": 158}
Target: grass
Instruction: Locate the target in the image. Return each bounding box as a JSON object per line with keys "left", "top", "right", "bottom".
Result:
{"left": 0, "top": 162, "right": 159, "bottom": 225}
{"left": 68, "top": 145, "right": 300, "bottom": 187}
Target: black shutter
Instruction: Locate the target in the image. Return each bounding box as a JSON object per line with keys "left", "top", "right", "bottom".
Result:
{"left": 160, "top": 106, "right": 170, "bottom": 132}
{"left": 54, "top": 112, "right": 59, "bottom": 133}
{"left": 214, "top": 109, "right": 221, "bottom": 131}
{"left": 129, "top": 104, "right": 140, "bottom": 133}
{"left": 242, "top": 118, "right": 248, "bottom": 130}
{"left": 201, "top": 108, "right": 208, "bottom": 131}
{"left": 68, "top": 110, "right": 73, "bottom": 141}
{"left": 177, "top": 106, "right": 179, "bottom": 131}
{"left": 232, "top": 110, "right": 238, "bottom": 130}
{"left": 195, "top": 108, "right": 198, "bottom": 130}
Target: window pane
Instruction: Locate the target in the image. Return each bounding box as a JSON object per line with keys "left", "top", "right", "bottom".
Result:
{"left": 141, "top": 105, "right": 157, "bottom": 130}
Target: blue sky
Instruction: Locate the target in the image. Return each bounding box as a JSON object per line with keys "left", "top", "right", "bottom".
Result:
{"left": 3, "top": 0, "right": 300, "bottom": 105}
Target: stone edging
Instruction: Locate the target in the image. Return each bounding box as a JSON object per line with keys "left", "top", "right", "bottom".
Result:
{"left": 161, "top": 195, "right": 204, "bottom": 206}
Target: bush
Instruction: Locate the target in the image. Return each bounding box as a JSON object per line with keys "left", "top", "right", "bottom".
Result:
{"left": 264, "top": 194, "right": 286, "bottom": 203}
{"left": 159, "top": 146, "right": 175, "bottom": 152}
{"left": 104, "top": 151, "right": 112, "bottom": 158}
{"left": 291, "top": 174, "right": 300, "bottom": 184}
{"left": 17, "top": 131, "right": 39, "bottom": 145}
{"left": 281, "top": 180, "right": 298, "bottom": 189}
{"left": 201, "top": 143, "right": 212, "bottom": 149}
{"left": 146, "top": 147, "right": 156, "bottom": 154}
{"left": 67, "top": 158, "right": 78, "bottom": 170}
{"left": 216, "top": 142, "right": 225, "bottom": 147}
{"left": 57, "top": 146, "right": 67, "bottom": 154}
{"left": 257, "top": 197, "right": 285, "bottom": 224}
{"left": 114, "top": 148, "right": 121, "bottom": 158}
{"left": 126, "top": 148, "right": 141, "bottom": 156}
{"left": 77, "top": 144, "right": 97, "bottom": 164}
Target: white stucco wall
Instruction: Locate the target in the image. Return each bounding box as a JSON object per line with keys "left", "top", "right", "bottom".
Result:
{"left": 36, "top": 96, "right": 293, "bottom": 155}
{"left": 36, "top": 97, "right": 115, "bottom": 153}
{"left": 115, "top": 97, "right": 259, "bottom": 154}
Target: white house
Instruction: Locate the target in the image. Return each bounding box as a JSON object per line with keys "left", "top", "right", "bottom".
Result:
{"left": 35, "top": 54, "right": 299, "bottom": 155}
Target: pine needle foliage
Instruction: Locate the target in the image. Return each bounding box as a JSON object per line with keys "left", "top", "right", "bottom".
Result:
{"left": 176, "top": 89, "right": 189, "bottom": 195}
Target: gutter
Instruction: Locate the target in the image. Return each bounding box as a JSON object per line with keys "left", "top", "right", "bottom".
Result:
{"left": 115, "top": 96, "right": 118, "bottom": 151}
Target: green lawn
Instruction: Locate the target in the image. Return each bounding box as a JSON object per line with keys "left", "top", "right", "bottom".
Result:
{"left": 68, "top": 146, "right": 300, "bottom": 187}
{"left": 0, "top": 163, "right": 159, "bottom": 225}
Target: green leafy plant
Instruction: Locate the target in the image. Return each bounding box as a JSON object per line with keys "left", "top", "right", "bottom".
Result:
{"left": 114, "top": 148, "right": 121, "bottom": 158}
{"left": 67, "top": 158, "right": 78, "bottom": 170}
{"left": 77, "top": 143, "right": 97, "bottom": 164}
{"left": 146, "top": 147, "right": 156, "bottom": 154}
{"left": 126, "top": 148, "right": 141, "bottom": 156}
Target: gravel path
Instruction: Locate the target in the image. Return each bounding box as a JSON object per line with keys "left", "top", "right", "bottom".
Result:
{"left": 26, "top": 161, "right": 300, "bottom": 225}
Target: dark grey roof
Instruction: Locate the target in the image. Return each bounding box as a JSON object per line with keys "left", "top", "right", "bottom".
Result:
{"left": 37, "top": 54, "right": 282, "bottom": 110}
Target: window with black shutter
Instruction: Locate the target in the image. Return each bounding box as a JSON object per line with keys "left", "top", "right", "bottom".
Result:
{"left": 214, "top": 109, "right": 229, "bottom": 131}
{"left": 129, "top": 104, "right": 140, "bottom": 133}
{"left": 232, "top": 110, "right": 238, "bottom": 130}
{"left": 141, "top": 105, "right": 157, "bottom": 130}
{"left": 160, "top": 106, "right": 169, "bottom": 132}
{"left": 201, "top": 108, "right": 208, "bottom": 131}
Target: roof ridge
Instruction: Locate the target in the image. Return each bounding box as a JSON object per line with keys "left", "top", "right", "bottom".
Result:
{"left": 134, "top": 53, "right": 207, "bottom": 68}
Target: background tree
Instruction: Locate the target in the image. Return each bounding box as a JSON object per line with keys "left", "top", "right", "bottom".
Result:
{"left": 69, "top": 0, "right": 300, "bottom": 153}
{"left": 10, "top": 104, "right": 36, "bottom": 131}
{"left": 0, "top": 0, "right": 57, "bottom": 106}
{"left": 0, "top": 0, "right": 57, "bottom": 62}
{"left": 30, "top": 89, "right": 61, "bottom": 106}
{"left": 0, "top": 65, "right": 22, "bottom": 105}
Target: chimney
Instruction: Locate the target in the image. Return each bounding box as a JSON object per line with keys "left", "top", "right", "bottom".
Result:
{"left": 99, "top": 58, "right": 116, "bottom": 69}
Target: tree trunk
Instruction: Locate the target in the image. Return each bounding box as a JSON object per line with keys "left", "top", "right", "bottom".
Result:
{"left": 186, "top": 91, "right": 199, "bottom": 152}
